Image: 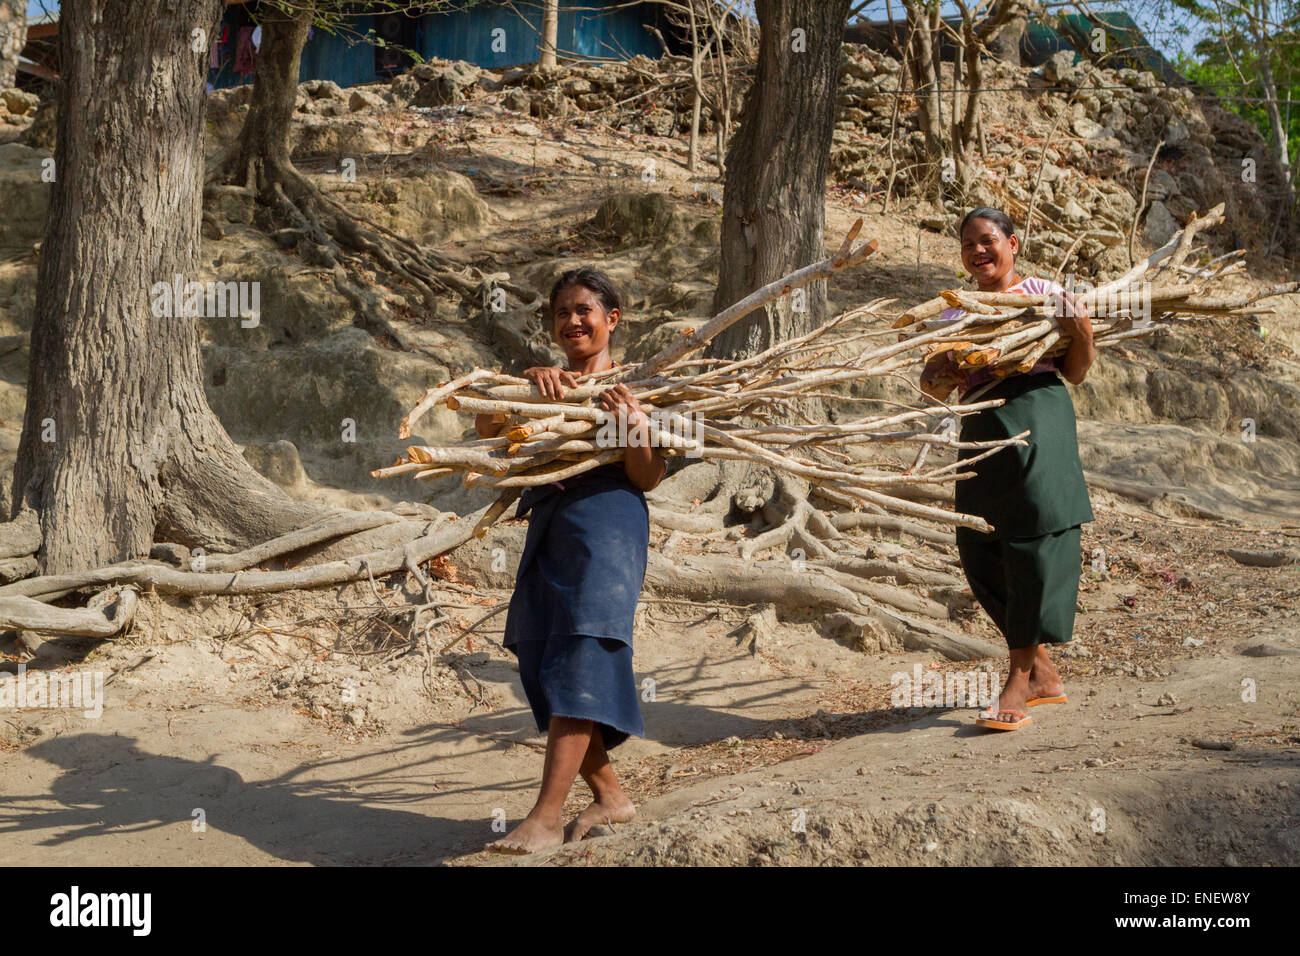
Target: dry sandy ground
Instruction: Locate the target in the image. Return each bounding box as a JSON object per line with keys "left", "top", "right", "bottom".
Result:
{"left": 1, "top": 501, "right": 1296, "bottom": 867}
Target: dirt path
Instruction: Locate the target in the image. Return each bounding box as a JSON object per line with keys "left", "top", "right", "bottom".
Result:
{"left": 2, "top": 504, "right": 1296, "bottom": 866}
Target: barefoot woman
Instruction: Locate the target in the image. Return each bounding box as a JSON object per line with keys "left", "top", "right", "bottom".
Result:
{"left": 480, "top": 268, "right": 665, "bottom": 853}
{"left": 920, "top": 208, "right": 1095, "bottom": 731}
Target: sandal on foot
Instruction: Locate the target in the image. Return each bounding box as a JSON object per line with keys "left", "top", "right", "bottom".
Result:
{"left": 975, "top": 707, "right": 1032, "bottom": 731}
{"left": 1026, "top": 694, "right": 1067, "bottom": 707}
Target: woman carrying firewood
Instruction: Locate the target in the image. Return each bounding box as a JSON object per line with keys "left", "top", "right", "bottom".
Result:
{"left": 478, "top": 267, "right": 666, "bottom": 854}
{"left": 920, "top": 207, "right": 1095, "bottom": 732}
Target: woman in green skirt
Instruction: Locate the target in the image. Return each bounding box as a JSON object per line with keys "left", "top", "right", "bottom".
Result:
{"left": 921, "top": 207, "right": 1095, "bottom": 732}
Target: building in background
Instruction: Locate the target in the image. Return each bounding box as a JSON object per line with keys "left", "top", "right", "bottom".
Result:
{"left": 18, "top": 1, "right": 680, "bottom": 92}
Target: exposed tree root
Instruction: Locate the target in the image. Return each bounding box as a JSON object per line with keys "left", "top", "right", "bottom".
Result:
{"left": 643, "top": 549, "right": 992, "bottom": 661}
{"left": 0, "top": 585, "right": 138, "bottom": 637}
{"left": 826, "top": 508, "right": 956, "bottom": 547}
{"left": 212, "top": 155, "right": 548, "bottom": 368}
{"left": 0, "top": 505, "right": 488, "bottom": 604}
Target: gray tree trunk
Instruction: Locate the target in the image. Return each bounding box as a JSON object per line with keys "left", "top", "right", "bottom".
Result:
{"left": 13, "top": 0, "right": 320, "bottom": 575}
{"left": 984, "top": 0, "right": 1026, "bottom": 66}
{"left": 0, "top": 0, "right": 26, "bottom": 89}
{"left": 229, "top": 4, "right": 313, "bottom": 195}
{"left": 539, "top": 0, "right": 559, "bottom": 68}
{"left": 708, "top": 0, "right": 852, "bottom": 361}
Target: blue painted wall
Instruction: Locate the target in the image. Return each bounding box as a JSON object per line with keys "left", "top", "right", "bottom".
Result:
{"left": 421, "top": 0, "right": 664, "bottom": 68}
{"left": 208, "top": 1, "right": 668, "bottom": 92}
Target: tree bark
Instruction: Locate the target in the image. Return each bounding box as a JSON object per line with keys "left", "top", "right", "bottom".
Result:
{"left": 539, "top": 0, "right": 559, "bottom": 68}
{"left": 0, "top": 0, "right": 26, "bottom": 89}
{"left": 13, "top": 0, "right": 322, "bottom": 575}
{"left": 707, "top": 0, "right": 852, "bottom": 361}
{"left": 228, "top": 4, "right": 313, "bottom": 196}
{"left": 983, "top": 0, "right": 1026, "bottom": 66}
{"left": 903, "top": 1, "right": 945, "bottom": 178}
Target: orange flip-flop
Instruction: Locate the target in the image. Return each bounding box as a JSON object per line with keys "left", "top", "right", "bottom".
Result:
{"left": 976, "top": 706, "right": 1032, "bottom": 731}
{"left": 1026, "top": 694, "right": 1067, "bottom": 707}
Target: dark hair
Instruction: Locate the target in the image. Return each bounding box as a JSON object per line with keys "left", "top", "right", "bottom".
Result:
{"left": 549, "top": 267, "right": 622, "bottom": 316}
{"left": 960, "top": 207, "right": 1016, "bottom": 240}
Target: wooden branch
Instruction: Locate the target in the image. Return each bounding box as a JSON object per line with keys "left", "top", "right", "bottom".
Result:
{"left": 618, "top": 222, "right": 879, "bottom": 378}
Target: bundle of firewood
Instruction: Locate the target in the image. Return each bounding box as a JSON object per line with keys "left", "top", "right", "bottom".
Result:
{"left": 374, "top": 223, "right": 1026, "bottom": 538}
{"left": 894, "top": 204, "right": 1298, "bottom": 385}
{"left": 373, "top": 207, "right": 1293, "bottom": 540}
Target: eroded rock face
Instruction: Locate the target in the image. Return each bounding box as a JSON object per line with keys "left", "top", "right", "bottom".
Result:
{"left": 0, "top": 143, "right": 48, "bottom": 254}
{"left": 380, "top": 169, "right": 492, "bottom": 245}
{"left": 242, "top": 439, "right": 308, "bottom": 490}
{"left": 587, "top": 191, "right": 684, "bottom": 248}
{"left": 1143, "top": 200, "right": 1179, "bottom": 246}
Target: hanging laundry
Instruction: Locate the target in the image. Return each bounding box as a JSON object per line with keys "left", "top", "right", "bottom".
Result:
{"left": 251, "top": 25, "right": 262, "bottom": 51}
{"left": 234, "top": 26, "right": 256, "bottom": 76}
{"left": 210, "top": 40, "right": 220, "bottom": 70}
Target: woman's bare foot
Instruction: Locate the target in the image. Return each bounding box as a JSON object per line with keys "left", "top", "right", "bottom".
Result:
{"left": 564, "top": 794, "right": 636, "bottom": 842}
{"left": 982, "top": 683, "right": 1031, "bottom": 723}
{"left": 983, "top": 646, "right": 1034, "bottom": 723}
{"left": 486, "top": 814, "right": 564, "bottom": 855}
{"left": 1027, "top": 645, "right": 1066, "bottom": 701}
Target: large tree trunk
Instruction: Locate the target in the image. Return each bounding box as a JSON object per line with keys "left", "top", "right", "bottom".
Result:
{"left": 707, "top": 0, "right": 851, "bottom": 361}
{"left": 0, "top": 0, "right": 26, "bottom": 89}
{"left": 228, "top": 4, "right": 313, "bottom": 195}
{"left": 12, "top": 0, "right": 321, "bottom": 575}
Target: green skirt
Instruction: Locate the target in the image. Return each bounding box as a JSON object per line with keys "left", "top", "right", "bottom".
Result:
{"left": 955, "top": 373, "right": 1093, "bottom": 649}
{"left": 955, "top": 373, "right": 1093, "bottom": 544}
{"left": 957, "top": 526, "right": 1081, "bottom": 648}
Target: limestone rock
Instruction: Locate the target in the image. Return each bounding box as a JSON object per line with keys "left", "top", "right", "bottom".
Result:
{"left": 1164, "top": 117, "right": 1190, "bottom": 147}
{"left": 382, "top": 169, "right": 492, "bottom": 245}
{"left": 348, "top": 88, "right": 386, "bottom": 112}
{"left": 300, "top": 79, "right": 344, "bottom": 101}
{"left": 1143, "top": 200, "right": 1179, "bottom": 246}
{"left": 0, "top": 143, "right": 49, "bottom": 254}
{"left": 1072, "top": 116, "right": 1105, "bottom": 139}
{"left": 242, "top": 439, "right": 308, "bottom": 490}
{"left": 588, "top": 192, "right": 684, "bottom": 247}
{"left": 0, "top": 88, "right": 37, "bottom": 116}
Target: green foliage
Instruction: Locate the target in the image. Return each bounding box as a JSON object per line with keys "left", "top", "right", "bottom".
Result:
{"left": 1168, "top": 1, "right": 1299, "bottom": 166}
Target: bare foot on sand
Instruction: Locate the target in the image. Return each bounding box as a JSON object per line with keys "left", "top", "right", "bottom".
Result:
{"left": 564, "top": 795, "right": 636, "bottom": 842}
{"left": 485, "top": 815, "right": 564, "bottom": 855}
{"left": 981, "top": 683, "right": 1031, "bottom": 724}
{"left": 1028, "top": 647, "right": 1066, "bottom": 701}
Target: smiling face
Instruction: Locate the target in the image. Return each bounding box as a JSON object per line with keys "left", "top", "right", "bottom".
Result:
{"left": 551, "top": 283, "right": 619, "bottom": 366}
{"left": 961, "top": 217, "right": 1020, "bottom": 291}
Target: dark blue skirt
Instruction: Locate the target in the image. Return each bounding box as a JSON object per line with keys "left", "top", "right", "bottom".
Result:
{"left": 513, "top": 636, "right": 643, "bottom": 749}
{"left": 503, "top": 467, "right": 649, "bottom": 749}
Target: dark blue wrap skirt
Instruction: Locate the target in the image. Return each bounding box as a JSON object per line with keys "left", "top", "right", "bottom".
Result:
{"left": 503, "top": 465, "right": 649, "bottom": 749}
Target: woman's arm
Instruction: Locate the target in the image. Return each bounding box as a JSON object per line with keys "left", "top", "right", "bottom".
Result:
{"left": 1055, "top": 292, "right": 1095, "bottom": 385}
{"left": 599, "top": 384, "right": 667, "bottom": 492}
